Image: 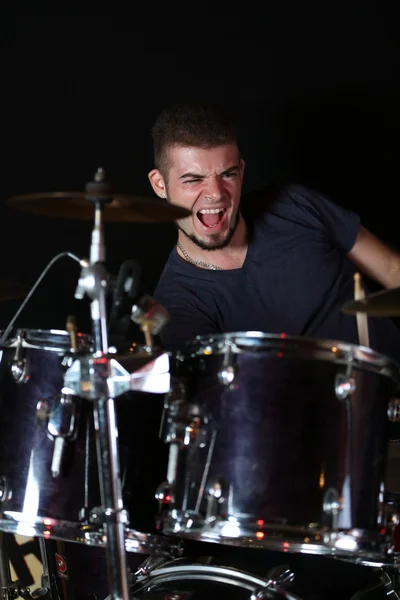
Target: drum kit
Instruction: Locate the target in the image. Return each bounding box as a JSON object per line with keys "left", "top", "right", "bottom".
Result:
{"left": 0, "top": 168, "right": 399, "bottom": 599}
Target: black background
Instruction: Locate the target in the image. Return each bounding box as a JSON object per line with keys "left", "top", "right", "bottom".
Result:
{"left": 2, "top": 8, "right": 400, "bottom": 340}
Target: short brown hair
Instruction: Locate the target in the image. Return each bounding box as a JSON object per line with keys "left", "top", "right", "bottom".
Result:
{"left": 151, "top": 102, "right": 239, "bottom": 177}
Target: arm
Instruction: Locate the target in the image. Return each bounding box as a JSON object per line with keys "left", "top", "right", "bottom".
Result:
{"left": 347, "top": 225, "right": 400, "bottom": 289}
{"left": 281, "top": 184, "right": 400, "bottom": 289}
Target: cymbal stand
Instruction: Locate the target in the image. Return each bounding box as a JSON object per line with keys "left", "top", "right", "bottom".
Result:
{"left": 0, "top": 531, "right": 16, "bottom": 600}
{"left": 74, "top": 168, "right": 129, "bottom": 600}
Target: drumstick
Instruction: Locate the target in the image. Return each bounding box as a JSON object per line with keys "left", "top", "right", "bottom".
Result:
{"left": 66, "top": 314, "right": 78, "bottom": 351}
{"left": 354, "top": 273, "right": 370, "bottom": 348}
{"left": 141, "top": 320, "right": 153, "bottom": 348}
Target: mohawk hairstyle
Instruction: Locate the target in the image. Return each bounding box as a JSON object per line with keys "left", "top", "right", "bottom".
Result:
{"left": 151, "top": 102, "right": 240, "bottom": 177}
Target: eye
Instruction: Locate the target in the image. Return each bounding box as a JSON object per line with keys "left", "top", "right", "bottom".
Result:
{"left": 184, "top": 178, "right": 202, "bottom": 184}
{"left": 224, "top": 171, "right": 238, "bottom": 178}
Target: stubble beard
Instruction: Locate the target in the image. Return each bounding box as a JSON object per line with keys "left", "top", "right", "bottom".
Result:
{"left": 163, "top": 182, "right": 241, "bottom": 251}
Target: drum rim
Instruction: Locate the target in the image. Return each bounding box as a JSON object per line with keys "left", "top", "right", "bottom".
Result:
{"left": 181, "top": 331, "right": 399, "bottom": 372}
{"left": 132, "top": 560, "right": 273, "bottom": 592}
{"left": 0, "top": 513, "right": 178, "bottom": 556}
{"left": 0, "top": 328, "right": 91, "bottom": 351}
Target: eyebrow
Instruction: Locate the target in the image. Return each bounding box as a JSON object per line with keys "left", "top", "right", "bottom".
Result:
{"left": 179, "top": 165, "right": 240, "bottom": 180}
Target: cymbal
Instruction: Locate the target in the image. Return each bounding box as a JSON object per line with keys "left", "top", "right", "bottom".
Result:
{"left": 342, "top": 287, "right": 400, "bottom": 316}
{"left": 6, "top": 192, "right": 191, "bottom": 223}
{"left": 0, "top": 280, "right": 30, "bottom": 301}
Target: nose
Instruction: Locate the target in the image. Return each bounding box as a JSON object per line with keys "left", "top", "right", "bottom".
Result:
{"left": 204, "top": 175, "right": 224, "bottom": 201}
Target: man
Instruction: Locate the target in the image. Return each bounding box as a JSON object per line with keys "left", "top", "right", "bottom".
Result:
{"left": 147, "top": 102, "right": 400, "bottom": 598}
{"left": 148, "top": 101, "right": 400, "bottom": 364}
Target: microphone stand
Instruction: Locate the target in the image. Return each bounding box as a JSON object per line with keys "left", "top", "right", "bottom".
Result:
{"left": 74, "top": 168, "right": 129, "bottom": 600}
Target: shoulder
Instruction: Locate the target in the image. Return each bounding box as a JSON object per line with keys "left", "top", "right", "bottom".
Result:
{"left": 242, "top": 181, "right": 334, "bottom": 212}
{"left": 242, "top": 181, "right": 359, "bottom": 225}
{"left": 241, "top": 181, "right": 360, "bottom": 252}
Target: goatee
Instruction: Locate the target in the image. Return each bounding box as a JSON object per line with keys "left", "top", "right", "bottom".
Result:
{"left": 177, "top": 211, "right": 241, "bottom": 251}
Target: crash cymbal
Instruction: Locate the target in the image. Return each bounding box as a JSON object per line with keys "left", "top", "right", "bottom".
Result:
{"left": 342, "top": 286, "right": 400, "bottom": 316}
{"left": 6, "top": 192, "right": 191, "bottom": 223}
{"left": 0, "top": 280, "right": 30, "bottom": 301}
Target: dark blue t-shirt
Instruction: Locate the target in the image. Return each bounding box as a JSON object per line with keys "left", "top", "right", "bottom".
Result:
{"left": 154, "top": 183, "right": 400, "bottom": 364}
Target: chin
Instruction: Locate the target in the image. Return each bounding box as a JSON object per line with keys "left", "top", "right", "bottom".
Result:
{"left": 193, "top": 231, "right": 232, "bottom": 251}
{"left": 205, "top": 233, "right": 228, "bottom": 246}
{"left": 180, "top": 213, "right": 239, "bottom": 251}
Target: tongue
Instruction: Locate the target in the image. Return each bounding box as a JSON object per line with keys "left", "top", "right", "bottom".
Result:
{"left": 198, "top": 212, "right": 221, "bottom": 227}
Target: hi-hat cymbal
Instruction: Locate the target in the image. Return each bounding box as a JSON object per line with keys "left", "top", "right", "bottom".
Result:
{"left": 6, "top": 192, "right": 191, "bottom": 223}
{"left": 0, "top": 280, "right": 30, "bottom": 301}
{"left": 342, "top": 287, "right": 400, "bottom": 316}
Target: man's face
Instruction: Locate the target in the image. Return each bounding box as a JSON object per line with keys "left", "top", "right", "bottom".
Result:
{"left": 149, "top": 144, "right": 244, "bottom": 250}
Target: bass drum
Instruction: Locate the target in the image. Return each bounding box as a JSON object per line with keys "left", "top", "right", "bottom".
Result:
{"left": 42, "top": 537, "right": 179, "bottom": 600}
{"left": 42, "top": 538, "right": 390, "bottom": 600}
{"left": 128, "top": 549, "right": 390, "bottom": 600}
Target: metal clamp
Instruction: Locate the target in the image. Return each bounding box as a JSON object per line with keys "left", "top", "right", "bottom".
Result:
{"left": 88, "top": 506, "right": 130, "bottom": 526}
{"left": 388, "top": 398, "right": 400, "bottom": 423}
{"left": 251, "top": 564, "right": 296, "bottom": 599}
{"left": 217, "top": 340, "right": 238, "bottom": 388}
{"left": 47, "top": 388, "right": 78, "bottom": 478}
{"left": 10, "top": 334, "right": 29, "bottom": 384}
{"left": 206, "top": 476, "right": 228, "bottom": 521}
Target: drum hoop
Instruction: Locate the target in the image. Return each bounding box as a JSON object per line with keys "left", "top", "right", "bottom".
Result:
{"left": 0, "top": 328, "right": 91, "bottom": 352}
{"left": 0, "top": 514, "right": 177, "bottom": 556}
{"left": 180, "top": 331, "right": 399, "bottom": 378}
{"left": 135, "top": 562, "right": 270, "bottom": 590}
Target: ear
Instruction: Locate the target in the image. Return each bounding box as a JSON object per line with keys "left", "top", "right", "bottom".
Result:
{"left": 148, "top": 169, "right": 167, "bottom": 199}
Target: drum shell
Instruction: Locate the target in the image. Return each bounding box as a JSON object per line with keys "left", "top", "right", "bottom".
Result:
{"left": 0, "top": 329, "right": 168, "bottom": 536}
{"left": 166, "top": 333, "right": 400, "bottom": 546}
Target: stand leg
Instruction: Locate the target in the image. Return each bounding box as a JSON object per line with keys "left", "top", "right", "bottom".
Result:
{"left": 73, "top": 170, "right": 132, "bottom": 600}
{"left": 379, "top": 568, "right": 400, "bottom": 599}
{"left": 90, "top": 297, "right": 108, "bottom": 354}
{"left": 0, "top": 532, "right": 13, "bottom": 599}
{"left": 94, "top": 397, "right": 129, "bottom": 600}
{"left": 37, "top": 538, "right": 50, "bottom": 592}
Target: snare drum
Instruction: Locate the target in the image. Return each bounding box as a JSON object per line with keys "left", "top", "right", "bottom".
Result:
{"left": 0, "top": 328, "right": 175, "bottom": 558}
{"left": 160, "top": 332, "right": 400, "bottom": 558}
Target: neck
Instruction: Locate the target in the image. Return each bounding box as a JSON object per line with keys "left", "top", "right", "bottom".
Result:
{"left": 177, "top": 215, "right": 248, "bottom": 270}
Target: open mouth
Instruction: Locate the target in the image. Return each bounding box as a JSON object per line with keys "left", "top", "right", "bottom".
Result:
{"left": 197, "top": 208, "right": 226, "bottom": 229}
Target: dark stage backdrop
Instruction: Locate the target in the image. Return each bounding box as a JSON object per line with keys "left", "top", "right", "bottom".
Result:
{"left": 1, "top": 8, "right": 400, "bottom": 341}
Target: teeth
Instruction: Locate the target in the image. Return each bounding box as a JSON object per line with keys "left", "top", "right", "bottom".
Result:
{"left": 199, "top": 208, "right": 224, "bottom": 214}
